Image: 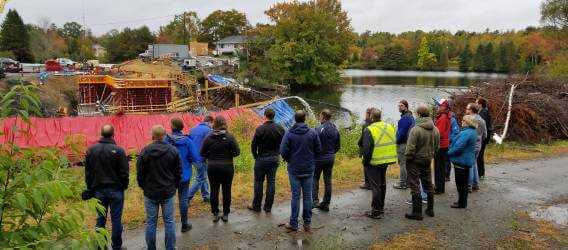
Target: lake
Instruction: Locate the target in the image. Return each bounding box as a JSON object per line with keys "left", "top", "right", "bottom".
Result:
{"left": 291, "top": 69, "right": 506, "bottom": 125}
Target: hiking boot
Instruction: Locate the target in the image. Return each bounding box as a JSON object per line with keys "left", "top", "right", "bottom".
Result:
{"left": 221, "top": 214, "right": 229, "bottom": 222}
{"left": 393, "top": 183, "right": 407, "bottom": 190}
{"left": 472, "top": 186, "right": 480, "bottom": 192}
{"left": 318, "top": 204, "right": 330, "bottom": 212}
{"left": 312, "top": 201, "right": 320, "bottom": 210}
{"left": 360, "top": 184, "right": 371, "bottom": 190}
{"left": 303, "top": 224, "right": 312, "bottom": 233}
{"left": 451, "top": 202, "right": 465, "bottom": 209}
{"left": 212, "top": 213, "right": 221, "bottom": 223}
{"left": 247, "top": 205, "right": 261, "bottom": 213}
{"left": 366, "top": 211, "right": 383, "bottom": 219}
{"left": 405, "top": 194, "right": 423, "bottom": 221}
{"left": 425, "top": 194, "right": 434, "bottom": 217}
{"left": 181, "top": 223, "right": 192, "bottom": 233}
{"left": 284, "top": 223, "right": 298, "bottom": 233}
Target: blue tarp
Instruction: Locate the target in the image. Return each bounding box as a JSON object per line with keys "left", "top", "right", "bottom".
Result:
{"left": 207, "top": 74, "right": 232, "bottom": 86}
{"left": 255, "top": 99, "right": 295, "bottom": 129}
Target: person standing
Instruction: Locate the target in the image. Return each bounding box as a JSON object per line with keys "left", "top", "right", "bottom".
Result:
{"left": 358, "top": 108, "right": 374, "bottom": 190}
{"left": 434, "top": 99, "right": 451, "bottom": 194}
{"left": 164, "top": 118, "right": 200, "bottom": 233}
{"left": 200, "top": 116, "right": 240, "bottom": 222}
{"left": 85, "top": 125, "right": 129, "bottom": 250}
{"left": 404, "top": 106, "right": 440, "bottom": 220}
{"left": 280, "top": 110, "right": 322, "bottom": 233}
{"left": 188, "top": 115, "right": 213, "bottom": 203}
{"left": 448, "top": 115, "right": 478, "bottom": 209}
{"left": 248, "top": 109, "right": 285, "bottom": 213}
{"left": 465, "top": 103, "right": 487, "bottom": 192}
{"left": 394, "top": 100, "right": 415, "bottom": 190}
{"left": 137, "top": 125, "right": 181, "bottom": 250}
{"left": 361, "top": 109, "right": 397, "bottom": 219}
{"left": 313, "top": 109, "right": 341, "bottom": 212}
{"left": 476, "top": 98, "right": 492, "bottom": 179}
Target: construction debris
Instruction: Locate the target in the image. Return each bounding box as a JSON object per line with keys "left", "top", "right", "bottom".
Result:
{"left": 451, "top": 77, "right": 568, "bottom": 143}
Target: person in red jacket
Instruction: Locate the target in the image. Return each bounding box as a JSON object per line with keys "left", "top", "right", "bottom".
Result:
{"left": 434, "top": 99, "right": 451, "bottom": 194}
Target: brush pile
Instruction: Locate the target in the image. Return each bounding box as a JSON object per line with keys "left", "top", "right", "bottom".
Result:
{"left": 451, "top": 77, "right": 568, "bottom": 143}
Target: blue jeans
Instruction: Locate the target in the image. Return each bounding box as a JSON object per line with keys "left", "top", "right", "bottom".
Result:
{"left": 469, "top": 149, "right": 480, "bottom": 187}
{"left": 289, "top": 173, "right": 313, "bottom": 229}
{"left": 144, "top": 196, "right": 176, "bottom": 250}
{"left": 188, "top": 161, "right": 210, "bottom": 201}
{"left": 178, "top": 181, "right": 190, "bottom": 226}
{"left": 94, "top": 188, "right": 124, "bottom": 250}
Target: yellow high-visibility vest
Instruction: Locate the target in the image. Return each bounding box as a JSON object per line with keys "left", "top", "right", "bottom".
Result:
{"left": 367, "top": 121, "right": 397, "bottom": 166}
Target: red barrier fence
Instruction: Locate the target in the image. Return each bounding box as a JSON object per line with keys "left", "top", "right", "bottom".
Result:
{"left": 1, "top": 109, "right": 258, "bottom": 154}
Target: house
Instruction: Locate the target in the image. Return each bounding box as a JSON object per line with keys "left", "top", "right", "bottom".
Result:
{"left": 214, "top": 35, "right": 247, "bottom": 55}
{"left": 92, "top": 44, "right": 106, "bottom": 58}
{"left": 189, "top": 41, "right": 209, "bottom": 56}
{"left": 140, "top": 44, "right": 190, "bottom": 59}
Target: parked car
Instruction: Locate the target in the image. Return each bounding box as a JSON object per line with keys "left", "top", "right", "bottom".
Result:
{"left": 181, "top": 58, "right": 197, "bottom": 70}
{"left": 45, "top": 60, "right": 63, "bottom": 72}
{"left": 56, "top": 58, "right": 76, "bottom": 68}
{"left": 0, "top": 57, "right": 23, "bottom": 73}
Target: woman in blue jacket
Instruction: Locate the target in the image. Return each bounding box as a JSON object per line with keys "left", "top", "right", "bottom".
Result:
{"left": 447, "top": 115, "right": 478, "bottom": 209}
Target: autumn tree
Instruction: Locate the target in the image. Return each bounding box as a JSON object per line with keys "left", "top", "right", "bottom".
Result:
{"left": 0, "top": 9, "right": 33, "bottom": 62}
{"left": 416, "top": 37, "right": 437, "bottom": 71}
{"left": 199, "top": 10, "right": 249, "bottom": 46}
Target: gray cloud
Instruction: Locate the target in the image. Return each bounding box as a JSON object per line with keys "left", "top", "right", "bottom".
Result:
{"left": 1, "top": 0, "right": 542, "bottom": 35}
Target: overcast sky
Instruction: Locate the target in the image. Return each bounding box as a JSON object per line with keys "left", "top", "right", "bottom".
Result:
{"left": 1, "top": 0, "right": 543, "bottom": 35}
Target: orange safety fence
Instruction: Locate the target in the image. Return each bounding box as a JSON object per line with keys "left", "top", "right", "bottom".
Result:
{"left": 1, "top": 109, "right": 260, "bottom": 155}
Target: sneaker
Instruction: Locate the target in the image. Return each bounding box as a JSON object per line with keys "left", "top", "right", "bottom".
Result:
{"left": 303, "top": 224, "right": 312, "bottom": 233}
{"left": 472, "top": 186, "right": 480, "bottom": 192}
{"left": 393, "top": 183, "right": 407, "bottom": 190}
{"left": 312, "top": 201, "right": 320, "bottom": 210}
{"left": 212, "top": 213, "right": 221, "bottom": 223}
{"left": 221, "top": 214, "right": 229, "bottom": 222}
{"left": 181, "top": 223, "right": 192, "bottom": 233}
{"left": 318, "top": 205, "right": 330, "bottom": 212}
{"left": 284, "top": 223, "right": 298, "bottom": 233}
{"left": 405, "top": 199, "right": 412, "bottom": 205}
{"left": 451, "top": 202, "right": 465, "bottom": 209}
{"left": 366, "top": 211, "right": 383, "bottom": 219}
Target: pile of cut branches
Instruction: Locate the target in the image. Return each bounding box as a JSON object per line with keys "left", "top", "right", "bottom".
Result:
{"left": 451, "top": 77, "right": 568, "bottom": 143}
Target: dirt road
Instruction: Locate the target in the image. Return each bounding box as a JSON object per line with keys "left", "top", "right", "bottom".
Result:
{"left": 124, "top": 157, "right": 568, "bottom": 249}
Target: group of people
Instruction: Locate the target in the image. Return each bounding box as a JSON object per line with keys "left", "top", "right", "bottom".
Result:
{"left": 84, "top": 97, "right": 492, "bottom": 249}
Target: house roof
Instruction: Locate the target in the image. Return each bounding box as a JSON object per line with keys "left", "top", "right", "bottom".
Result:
{"left": 215, "top": 35, "right": 248, "bottom": 45}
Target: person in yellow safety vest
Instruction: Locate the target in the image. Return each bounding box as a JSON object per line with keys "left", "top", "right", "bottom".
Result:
{"left": 361, "top": 108, "right": 397, "bottom": 219}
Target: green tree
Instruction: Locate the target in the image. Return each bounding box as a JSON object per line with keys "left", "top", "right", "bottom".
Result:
{"left": 0, "top": 83, "right": 108, "bottom": 248}
{"left": 199, "top": 9, "right": 249, "bottom": 46}
{"left": 496, "top": 40, "right": 518, "bottom": 73}
{"left": 261, "top": 0, "right": 355, "bottom": 86}
{"left": 0, "top": 9, "right": 33, "bottom": 62}
{"left": 540, "top": 0, "right": 568, "bottom": 28}
{"left": 58, "top": 22, "right": 84, "bottom": 60}
{"left": 158, "top": 11, "right": 201, "bottom": 44}
{"left": 102, "top": 26, "right": 155, "bottom": 63}
{"left": 473, "top": 43, "right": 496, "bottom": 72}
{"left": 379, "top": 44, "right": 407, "bottom": 70}
{"left": 416, "top": 37, "right": 437, "bottom": 71}
{"left": 458, "top": 43, "right": 472, "bottom": 72}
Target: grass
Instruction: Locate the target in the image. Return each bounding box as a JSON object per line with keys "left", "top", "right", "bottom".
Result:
{"left": 497, "top": 211, "right": 568, "bottom": 249}
{"left": 370, "top": 229, "right": 441, "bottom": 250}
{"left": 485, "top": 140, "right": 568, "bottom": 164}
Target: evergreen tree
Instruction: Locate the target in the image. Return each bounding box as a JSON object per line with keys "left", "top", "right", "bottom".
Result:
{"left": 497, "top": 40, "right": 518, "bottom": 73}
{"left": 482, "top": 43, "right": 496, "bottom": 72}
{"left": 416, "top": 37, "right": 437, "bottom": 71}
{"left": 472, "top": 43, "right": 485, "bottom": 72}
{"left": 437, "top": 46, "right": 449, "bottom": 71}
{"left": 379, "top": 44, "right": 407, "bottom": 70}
{"left": 0, "top": 9, "right": 33, "bottom": 62}
{"left": 459, "top": 43, "right": 472, "bottom": 72}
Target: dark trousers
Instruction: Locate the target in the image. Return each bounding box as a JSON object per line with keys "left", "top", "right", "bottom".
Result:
{"left": 406, "top": 159, "right": 434, "bottom": 197}
{"left": 454, "top": 166, "right": 470, "bottom": 208}
{"left": 363, "top": 164, "right": 370, "bottom": 186}
{"left": 367, "top": 164, "right": 388, "bottom": 212}
{"left": 434, "top": 149, "right": 449, "bottom": 193}
{"left": 313, "top": 159, "right": 334, "bottom": 206}
{"left": 94, "top": 188, "right": 124, "bottom": 250}
{"left": 207, "top": 164, "right": 234, "bottom": 215}
{"left": 177, "top": 181, "right": 190, "bottom": 226}
{"left": 252, "top": 156, "right": 279, "bottom": 211}
{"left": 478, "top": 139, "right": 488, "bottom": 177}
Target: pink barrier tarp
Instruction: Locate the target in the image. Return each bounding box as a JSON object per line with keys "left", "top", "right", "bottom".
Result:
{"left": 1, "top": 109, "right": 258, "bottom": 153}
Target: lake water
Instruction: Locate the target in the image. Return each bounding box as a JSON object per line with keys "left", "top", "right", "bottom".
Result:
{"left": 291, "top": 69, "right": 506, "bottom": 125}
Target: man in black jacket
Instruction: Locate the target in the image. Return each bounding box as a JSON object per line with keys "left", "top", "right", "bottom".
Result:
{"left": 137, "top": 125, "right": 181, "bottom": 250}
{"left": 248, "top": 109, "right": 285, "bottom": 213}
{"left": 312, "top": 109, "right": 340, "bottom": 211}
{"left": 85, "top": 124, "right": 129, "bottom": 250}
{"left": 476, "top": 97, "right": 492, "bottom": 179}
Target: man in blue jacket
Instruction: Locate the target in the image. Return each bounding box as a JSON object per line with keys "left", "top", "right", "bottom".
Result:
{"left": 165, "top": 118, "right": 200, "bottom": 233}
{"left": 280, "top": 110, "right": 322, "bottom": 233}
{"left": 188, "top": 115, "right": 213, "bottom": 204}
{"left": 312, "top": 109, "right": 341, "bottom": 212}
{"left": 394, "top": 100, "right": 415, "bottom": 190}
